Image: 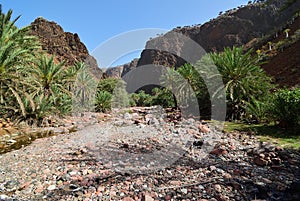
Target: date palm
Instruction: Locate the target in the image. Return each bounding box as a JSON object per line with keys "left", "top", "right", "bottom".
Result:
{"left": 0, "top": 5, "right": 40, "bottom": 117}
{"left": 30, "top": 55, "right": 67, "bottom": 98}
{"left": 210, "top": 47, "right": 273, "bottom": 120}
{"left": 72, "top": 61, "right": 98, "bottom": 112}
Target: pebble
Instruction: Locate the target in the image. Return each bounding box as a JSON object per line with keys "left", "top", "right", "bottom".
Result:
{"left": 47, "top": 184, "right": 56, "bottom": 191}
{"left": 181, "top": 188, "right": 188, "bottom": 194}
{"left": 0, "top": 107, "right": 299, "bottom": 201}
{"left": 0, "top": 194, "right": 9, "bottom": 200}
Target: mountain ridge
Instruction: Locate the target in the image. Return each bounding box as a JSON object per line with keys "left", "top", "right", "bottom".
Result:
{"left": 29, "top": 17, "right": 103, "bottom": 79}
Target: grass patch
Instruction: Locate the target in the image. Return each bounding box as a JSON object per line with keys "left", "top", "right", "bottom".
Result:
{"left": 224, "top": 121, "right": 300, "bottom": 149}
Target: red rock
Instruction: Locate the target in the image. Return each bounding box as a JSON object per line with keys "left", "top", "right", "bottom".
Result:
{"left": 122, "top": 197, "right": 135, "bottom": 201}
{"left": 221, "top": 149, "right": 228, "bottom": 155}
{"left": 164, "top": 195, "right": 172, "bottom": 201}
{"left": 215, "top": 194, "right": 230, "bottom": 201}
{"left": 210, "top": 148, "right": 221, "bottom": 155}
{"left": 254, "top": 156, "right": 268, "bottom": 166}
{"left": 233, "top": 169, "right": 242, "bottom": 175}
{"left": 35, "top": 185, "right": 44, "bottom": 193}
{"left": 170, "top": 180, "right": 182, "bottom": 186}
{"left": 97, "top": 186, "right": 105, "bottom": 192}
{"left": 141, "top": 194, "right": 154, "bottom": 201}
{"left": 214, "top": 184, "right": 222, "bottom": 192}
{"left": 198, "top": 124, "right": 210, "bottom": 133}
{"left": 19, "top": 181, "right": 31, "bottom": 190}
{"left": 110, "top": 190, "right": 117, "bottom": 197}
{"left": 223, "top": 173, "right": 232, "bottom": 179}
{"left": 272, "top": 157, "right": 281, "bottom": 165}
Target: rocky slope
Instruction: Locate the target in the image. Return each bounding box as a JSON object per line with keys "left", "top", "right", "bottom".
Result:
{"left": 30, "top": 17, "right": 102, "bottom": 79}
{"left": 104, "top": 59, "right": 139, "bottom": 78}
{"left": 259, "top": 16, "right": 300, "bottom": 87}
{"left": 137, "top": 0, "right": 300, "bottom": 68}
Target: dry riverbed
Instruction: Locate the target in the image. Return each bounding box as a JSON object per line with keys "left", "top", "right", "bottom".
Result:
{"left": 0, "top": 107, "right": 299, "bottom": 201}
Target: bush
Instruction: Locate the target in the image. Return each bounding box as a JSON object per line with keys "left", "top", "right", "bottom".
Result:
{"left": 151, "top": 87, "right": 176, "bottom": 108}
{"left": 210, "top": 47, "right": 274, "bottom": 120}
{"left": 130, "top": 90, "right": 152, "bottom": 107}
{"left": 95, "top": 91, "right": 112, "bottom": 113}
{"left": 271, "top": 88, "right": 300, "bottom": 128}
{"left": 111, "top": 80, "right": 130, "bottom": 108}
{"left": 95, "top": 78, "right": 130, "bottom": 112}
{"left": 97, "top": 78, "right": 119, "bottom": 94}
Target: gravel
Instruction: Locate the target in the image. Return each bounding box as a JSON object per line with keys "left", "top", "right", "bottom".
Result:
{"left": 0, "top": 107, "right": 299, "bottom": 201}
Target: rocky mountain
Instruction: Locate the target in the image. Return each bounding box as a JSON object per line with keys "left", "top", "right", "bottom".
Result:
{"left": 260, "top": 16, "right": 300, "bottom": 87}
{"left": 137, "top": 0, "right": 300, "bottom": 69}
{"left": 104, "top": 59, "right": 138, "bottom": 78}
{"left": 30, "top": 17, "right": 102, "bottom": 79}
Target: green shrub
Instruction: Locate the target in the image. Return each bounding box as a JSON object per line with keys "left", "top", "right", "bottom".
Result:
{"left": 96, "top": 78, "right": 129, "bottom": 111}
{"left": 111, "top": 80, "right": 130, "bottom": 108}
{"left": 151, "top": 87, "right": 176, "bottom": 108}
{"left": 271, "top": 88, "right": 300, "bottom": 128}
{"left": 97, "top": 78, "right": 119, "bottom": 94}
{"left": 95, "top": 91, "right": 112, "bottom": 113}
{"left": 210, "top": 47, "right": 274, "bottom": 120}
{"left": 244, "top": 96, "right": 273, "bottom": 123}
{"left": 130, "top": 90, "right": 152, "bottom": 107}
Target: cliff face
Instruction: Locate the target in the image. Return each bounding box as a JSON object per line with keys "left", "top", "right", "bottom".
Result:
{"left": 30, "top": 17, "right": 102, "bottom": 78}
{"left": 137, "top": 0, "right": 300, "bottom": 68}
{"left": 260, "top": 16, "right": 300, "bottom": 87}
{"left": 104, "top": 58, "right": 138, "bottom": 78}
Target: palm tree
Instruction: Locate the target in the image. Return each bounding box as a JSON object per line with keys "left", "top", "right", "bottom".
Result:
{"left": 0, "top": 5, "right": 40, "bottom": 118}
{"left": 210, "top": 47, "right": 273, "bottom": 120}
{"left": 72, "top": 62, "right": 98, "bottom": 112}
{"left": 30, "top": 55, "right": 67, "bottom": 97}
{"left": 160, "top": 67, "right": 180, "bottom": 108}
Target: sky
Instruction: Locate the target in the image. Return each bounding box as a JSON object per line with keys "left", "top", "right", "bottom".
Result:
{"left": 1, "top": 0, "right": 249, "bottom": 67}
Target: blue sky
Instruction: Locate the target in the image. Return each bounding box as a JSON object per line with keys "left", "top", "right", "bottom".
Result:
{"left": 1, "top": 0, "right": 248, "bottom": 66}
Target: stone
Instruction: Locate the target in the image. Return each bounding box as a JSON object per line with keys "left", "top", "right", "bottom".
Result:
{"left": 7, "top": 139, "right": 17, "bottom": 144}
{"left": 271, "top": 157, "right": 281, "bottom": 165}
{"left": 198, "top": 124, "right": 210, "bottom": 133}
{"left": 193, "top": 139, "right": 204, "bottom": 148}
{"left": 181, "top": 188, "right": 188, "bottom": 194}
{"left": 122, "top": 197, "right": 135, "bottom": 201}
{"left": 215, "top": 194, "right": 230, "bottom": 201}
{"left": 141, "top": 194, "right": 154, "bottom": 201}
{"left": 254, "top": 156, "right": 268, "bottom": 166}
{"left": 164, "top": 195, "right": 172, "bottom": 201}
{"left": 170, "top": 180, "right": 182, "bottom": 186}
{"left": 47, "top": 184, "right": 56, "bottom": 191}
{"left": 222, "top": 173, "right": 232, "bottom": 179}
{"left": 214, "top": 184, "right": 222, "bottom": 192}
{"left": 0, "top": 194, "right": 9, "bottom": 200}
{"left": 124, "top": 113, "right": 132, "bottom": 120}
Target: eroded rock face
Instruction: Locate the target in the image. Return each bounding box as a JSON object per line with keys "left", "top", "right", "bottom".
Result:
{"left": 137, "top": 0, "right": 300, "bottom": 68}
{"left": 105, "top": 58, "right": 139, "bottom": 78}
{"left": 30, "top": 17, "right": 102, "bottom": 79}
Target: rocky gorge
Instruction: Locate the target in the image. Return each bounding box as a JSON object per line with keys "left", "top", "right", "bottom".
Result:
{"left": 0, "top": 0, "right": 299, "bottom": 200}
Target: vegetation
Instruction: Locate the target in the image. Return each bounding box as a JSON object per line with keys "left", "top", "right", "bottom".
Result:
{"left": 95, "top": 78, "right": 129, "bottom": 112}
{"left": 210, "top": 47, "right": 274, "bottom": 120}
{"left": 224, "top": 121, "right": 300, "bottom": 149}
{"left": 270, "top": 88, "right": 300, "bottom": 128}
{"left": 0, "top": 7, "right": 86, "bottom": 124}
{"left": 0, "top": 5, "right": 299, "bottom": 138}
